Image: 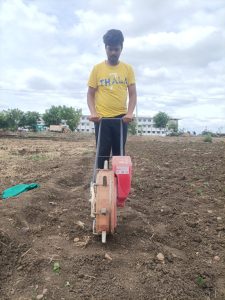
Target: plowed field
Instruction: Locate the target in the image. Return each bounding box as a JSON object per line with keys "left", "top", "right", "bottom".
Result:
{"left": 0, "top": 134, "right": 225, "bottom": 300}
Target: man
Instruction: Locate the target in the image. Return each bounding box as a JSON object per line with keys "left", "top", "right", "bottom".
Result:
{"left": 87, "top": 29, "right": 137, "bottom": 168}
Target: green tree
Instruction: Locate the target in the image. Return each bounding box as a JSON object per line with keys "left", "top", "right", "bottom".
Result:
{"left": 6, "top": 109, "right": 24, "bottom": 130}
{"left": 24, "top": 111, "right": 40, "bottom": 130}
{"left": 153, "top": 112, "right": 170, "bottom": 128}
{"left": 43, "top": 105, "right": 82, "bottom": 131}
{"left": 0, "top": 111, "right": 8, "bottom": 129}
{"left": 42, "top": 106, "right": 62, "bottom": 126}
{"left": 128, "top": 119, "right": 137, "bottom": 135}
{"left": 168, "top": 121, "right": 178, "bottom": 133}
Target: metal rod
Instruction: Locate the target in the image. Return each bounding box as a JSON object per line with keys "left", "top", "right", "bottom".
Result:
{"left": 120, "top": 119, "right": 124, "bottom": 156}
{"left": 92, "top": 120, "right": 102, "bottom": 183}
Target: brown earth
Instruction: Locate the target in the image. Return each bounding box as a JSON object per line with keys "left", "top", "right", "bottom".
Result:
{"left": 0, "top": 133, "right": 225, "bottom": 300}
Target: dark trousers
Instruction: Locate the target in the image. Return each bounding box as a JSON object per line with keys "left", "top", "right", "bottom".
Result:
{"left": 94, "top": 115, "right": 128, "bottom": 169}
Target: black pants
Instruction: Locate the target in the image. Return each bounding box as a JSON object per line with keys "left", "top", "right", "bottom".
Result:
{"left": 94, "top": 115, "right": 128, "bottom": 169}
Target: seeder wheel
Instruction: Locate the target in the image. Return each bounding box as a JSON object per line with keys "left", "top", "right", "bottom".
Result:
{"left": 94, "top": 169, "right": 117, "bottom": 243}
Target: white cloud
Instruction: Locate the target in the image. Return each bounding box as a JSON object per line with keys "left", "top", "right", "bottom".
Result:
{"left": 68, "top": 8, "right": 134, "bottom": 46}
{"left": 126, "top": 26, "right": 217, "bottom": 50}
{"left": 0, "top": 0, "right": 58, "bottom": 32}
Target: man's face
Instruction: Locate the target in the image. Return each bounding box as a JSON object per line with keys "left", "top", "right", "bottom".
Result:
{"left": 105, "top": 44, "right": 122, "bottom": 65}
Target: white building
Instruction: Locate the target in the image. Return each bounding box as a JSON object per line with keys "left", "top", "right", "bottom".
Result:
{"left": 77, "top": 115, "right": 95, "bottom": 133}
{"left": 136, "top": 116, "right": 178, "bottom": 136}
{"left": 77, "top": 115, "right": 179, "bottom": 136}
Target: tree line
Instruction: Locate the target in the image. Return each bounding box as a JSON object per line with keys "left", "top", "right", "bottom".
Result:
{"left": 0, "top": 107, "right": 177, "bottom": 134}
{"left": 0, "top": 106, "right": 82, "bottom": 131}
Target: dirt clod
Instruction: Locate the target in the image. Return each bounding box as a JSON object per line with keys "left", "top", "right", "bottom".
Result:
{"left": 156, "top": 253, "right": 165, "bottom": 262}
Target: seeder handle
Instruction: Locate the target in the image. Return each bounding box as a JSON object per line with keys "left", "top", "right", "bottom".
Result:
{"left": 120, "top": 118, "right": 124, "bottom": 157}
{"left": 92, "top": 118, "right": 124, "bottom": 183}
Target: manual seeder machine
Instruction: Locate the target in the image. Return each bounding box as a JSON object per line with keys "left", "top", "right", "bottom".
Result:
{"left": 90, "top": 118, "right": 132, "bottom": 243}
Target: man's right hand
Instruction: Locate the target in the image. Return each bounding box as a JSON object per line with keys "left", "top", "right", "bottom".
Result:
{"left": 88, "top": 114, "right": 100, "bottom": 122}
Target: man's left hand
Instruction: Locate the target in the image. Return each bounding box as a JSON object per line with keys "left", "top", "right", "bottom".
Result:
{"left": 122, "top": 114, "right": 133, "bottom": 123}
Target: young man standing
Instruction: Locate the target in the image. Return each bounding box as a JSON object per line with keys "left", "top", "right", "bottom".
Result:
{"left": 87, "top": 29, "right": 137, "bottom": 168}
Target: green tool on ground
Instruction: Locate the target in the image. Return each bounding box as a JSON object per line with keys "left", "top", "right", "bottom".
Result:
{"left": 2, "top": 183, "right": 40, "bottom": 199}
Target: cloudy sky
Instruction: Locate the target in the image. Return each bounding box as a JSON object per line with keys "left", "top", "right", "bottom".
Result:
{"left": 0, "top": 0, "right": 225, "bottom": 133}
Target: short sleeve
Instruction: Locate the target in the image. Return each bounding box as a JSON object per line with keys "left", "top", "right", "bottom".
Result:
{"left": 88, "top": 66, "right": 97, "bottom": 88}
{"left": 127, "top": 65, "right": 135, "bottom": 86}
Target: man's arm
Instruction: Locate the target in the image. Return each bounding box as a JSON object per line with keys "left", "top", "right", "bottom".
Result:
{"left": 87, "top": 87, "right": 100, "bottom": 122}
{"left": 123, "top": 84, "right": 137, "bottom": 123}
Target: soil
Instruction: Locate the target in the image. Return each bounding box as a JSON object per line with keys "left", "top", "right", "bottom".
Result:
{"left": 0, "top": 133, "right": 225, "bottom": 300}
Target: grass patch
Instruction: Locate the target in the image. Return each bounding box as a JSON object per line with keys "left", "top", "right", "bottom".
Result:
{"left": 203, "top": 134, "right": 212, "bottom": 143}
{"left": 28, "top": 154, "right": 49, "bottom": 161}
{"left": 196, "top": 188, "right": 203, "bottom": 196}
{"left": 196, "top": 275, "right": 205, "bottom": 287}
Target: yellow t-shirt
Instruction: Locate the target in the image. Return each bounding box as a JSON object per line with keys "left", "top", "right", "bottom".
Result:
{"left": 88, "top": 61, "right": 135, "bottom": 117}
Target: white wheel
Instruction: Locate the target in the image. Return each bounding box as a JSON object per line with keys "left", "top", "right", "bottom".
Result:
{"left": 104, "top": 160, "right": 108, "bottom": 169}
{"left": 101, "top": 231, "right": 106, "bottom": 243}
